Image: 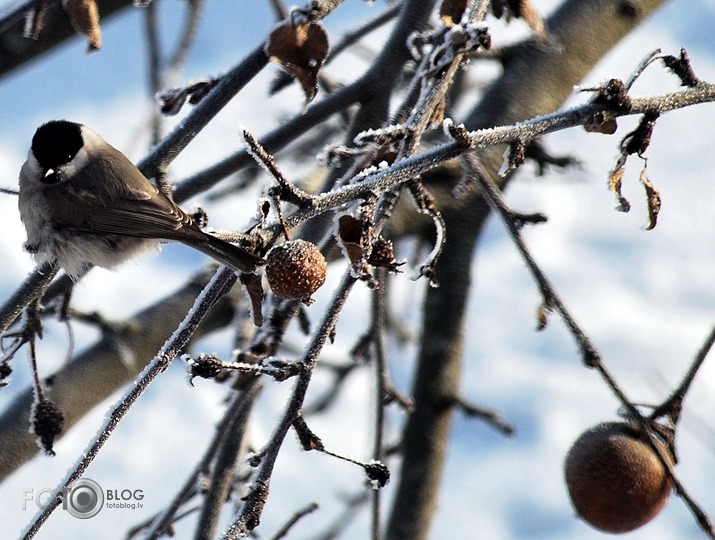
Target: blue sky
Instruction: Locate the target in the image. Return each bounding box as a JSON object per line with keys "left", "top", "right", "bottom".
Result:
{"left": 1, "top": 1, "right": 715, "bottom": 539}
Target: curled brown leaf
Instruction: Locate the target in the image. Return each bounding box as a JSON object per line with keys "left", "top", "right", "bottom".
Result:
{"left": 64, "top": 0, "right": 102, "bottom": 52}
{"left": 266, "top": 20, "right": 329, "bottom": 104}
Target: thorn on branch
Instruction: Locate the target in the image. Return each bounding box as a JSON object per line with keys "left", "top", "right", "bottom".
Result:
{"left": 662, "top": 48, "right": 699, "bottom": 87}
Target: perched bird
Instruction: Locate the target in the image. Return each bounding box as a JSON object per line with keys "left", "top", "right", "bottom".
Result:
{"left": 18, "top": 120, "right": 263, "bottom": 279}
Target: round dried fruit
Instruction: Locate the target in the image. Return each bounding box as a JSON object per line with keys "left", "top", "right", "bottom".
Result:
{"left": 266, "top": 239, "right": 327, "bottom": 300}
{"left": 564, "top": 421, "right": 673, "bottom": 533}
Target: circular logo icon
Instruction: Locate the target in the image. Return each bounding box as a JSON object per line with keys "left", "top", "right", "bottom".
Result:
{"left": 65, "top": 478, "right": 103, "bottom": 519}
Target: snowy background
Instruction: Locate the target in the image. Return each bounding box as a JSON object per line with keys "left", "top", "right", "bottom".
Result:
{"left": 1, "top": 0, "right": 715, "bottom": 538}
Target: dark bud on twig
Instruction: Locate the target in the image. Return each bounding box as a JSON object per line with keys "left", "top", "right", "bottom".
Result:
{"left": 591, "top": 78, "right": 632, "bottom": 112}
{"left": 186, "top": 354, "right": 225, "bottom": 384}
{"left": 491, "top": 0, "right": 553, "bottom": 46}
{"left": 583, "top": 111, "right": 618, "bottom": 135}
{"left": 364, "top": 461, "right": 390, "bottom": 488}
{"left": 367, "top": 237, "right": 404, "bottom": 272}
{"left": 31, "top": 398, "right": 65, "bottom": 456}
{"left": 662, "top": 48, "right": 699, "bottom": 87}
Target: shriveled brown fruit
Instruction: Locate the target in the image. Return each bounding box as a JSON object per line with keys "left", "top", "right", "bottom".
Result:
{"left": 564, "top": 422, "right": 673, "bottom": 533}
{"left": 266, "top": 240, "right": 327, "bottom": 301}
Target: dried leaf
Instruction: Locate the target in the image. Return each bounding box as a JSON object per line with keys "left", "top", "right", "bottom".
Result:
{"left": 440, "top": 0, "right": 468, "bottom": 26}
{"left": 266, "top": 20, "right": 329, "bottom": 104}
{"left": 337, "top": 215, "right": 366, "bottom": 270}
{"left": 639, "top": 167, "right": 661, "bottom": 230}
{"left": 63, "top": 0, "right": 102, "bottom": 52}
{"left": 240, "top": 272, "right": 265, "bottom": 327}
{"left": 609, "top": 157, "right": 630, "bottom": 212}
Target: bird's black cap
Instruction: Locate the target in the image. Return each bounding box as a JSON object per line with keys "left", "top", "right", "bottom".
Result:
{"left": 31, "top": 120, "right": 84, "bottom": 171}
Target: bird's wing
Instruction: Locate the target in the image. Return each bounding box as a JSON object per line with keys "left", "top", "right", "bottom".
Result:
{"left": 75, "top": 193, "right": 206, "bottom": 242}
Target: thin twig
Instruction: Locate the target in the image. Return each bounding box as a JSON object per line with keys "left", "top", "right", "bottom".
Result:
{"left": 220, "top": 271, "right": 357, "bottom": 539}
{"left": 141, "top": 385, "right": 262, "bottom": 539}
{"left": 371, "top": 268, "right": 388, "bottom": 540}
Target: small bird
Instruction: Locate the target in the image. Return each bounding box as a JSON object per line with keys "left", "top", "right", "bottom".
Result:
{"left": 18, "top": 120, "right": 264, "bottom": 279}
